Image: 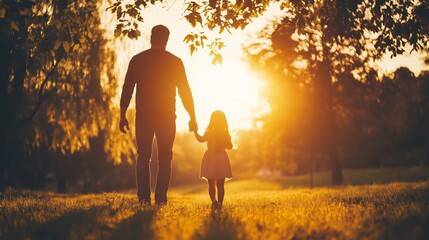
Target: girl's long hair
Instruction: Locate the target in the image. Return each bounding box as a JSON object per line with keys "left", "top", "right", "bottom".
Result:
{"left": 205, "top": 110, "right": 232, "bottom": 151}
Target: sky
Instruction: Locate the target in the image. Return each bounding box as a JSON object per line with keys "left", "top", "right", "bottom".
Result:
{"left": 100, "top": 1, "right": 429, "bottom": 133}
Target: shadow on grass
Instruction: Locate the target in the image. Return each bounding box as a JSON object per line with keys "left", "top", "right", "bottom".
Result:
{"left": 107, "top": 207, "right": 158, "bottom": 240}
{"left": 6, "top": 206, "right": 105, "bottom": 240}
{"left": 4, "top": 205, "right": 159, "bottom": 240}
{"left": 388, "top": 214, "right": 429, "bottom": 240}
{"left": 192, "top": 208, "right": 246, "bottom": 240}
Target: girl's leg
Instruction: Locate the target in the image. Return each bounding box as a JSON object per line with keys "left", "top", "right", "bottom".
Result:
{"left": 217, "top": 178, "right": 225, "bottom": 208}
{"left": 208, "top": 179, "right": 217, "bottom": 204}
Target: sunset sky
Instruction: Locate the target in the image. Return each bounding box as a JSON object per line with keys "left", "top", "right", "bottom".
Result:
{"left": 101, "top": 1, "right": 429, "bottom": 132}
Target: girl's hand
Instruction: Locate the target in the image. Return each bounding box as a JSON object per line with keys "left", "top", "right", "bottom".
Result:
{"left": 188, "top": 119, "right": 198, "bottom": 132}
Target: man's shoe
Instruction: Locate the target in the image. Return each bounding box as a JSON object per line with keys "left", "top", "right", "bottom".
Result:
{"left": 155, "top": 200, "right": 167, "bottom": 205}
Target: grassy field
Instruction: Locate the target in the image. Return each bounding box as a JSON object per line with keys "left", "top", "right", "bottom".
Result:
{"left": 1, "top": 168, "right": 429, "bottom": 240}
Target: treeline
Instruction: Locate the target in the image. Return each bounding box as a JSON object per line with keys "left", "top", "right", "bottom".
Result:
{"left": 2, "top": 67, "right": 428, "bottom": 193}
{"left": 228, "top": 68, "right": 429, "bottom": 177}
{"left": 176, "top": 67, "right": 429, "bottom": 181}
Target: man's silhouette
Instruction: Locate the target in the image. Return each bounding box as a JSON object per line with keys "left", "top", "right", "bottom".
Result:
{"left": 119, "top": 25, "right": 197, "bottom": 205}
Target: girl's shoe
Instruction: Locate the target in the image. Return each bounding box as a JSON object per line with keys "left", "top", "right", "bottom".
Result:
{"left": 211, "top": 200, "right": 218, "bottom": 210}
{"left": 217, "top": 202, "right": 223, "bottom": 210}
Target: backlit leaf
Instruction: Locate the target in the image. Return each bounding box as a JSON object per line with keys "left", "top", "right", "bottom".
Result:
{"left": 54, "top": 41, "right": 61, "bottom": 50}
{"left": 11, "top": 21, "right": 19, "bottom": 32}
{"left": 0, "top": 8, "right": 5, "bottom": 19}
{"left": 62, "top": 41, "right": 70, "bottom": 53}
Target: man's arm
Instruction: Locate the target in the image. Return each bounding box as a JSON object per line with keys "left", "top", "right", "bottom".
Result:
{"left": 119, "top": 107, "right": 129, "bottom": 134}
{"left": 176, "top": 59, "right": 197, "bottom": 131}
{"left": 119, "top": 57, "right": 136, "bottom": 134}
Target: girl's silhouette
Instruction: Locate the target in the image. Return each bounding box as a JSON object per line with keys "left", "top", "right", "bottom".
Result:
{"left": 193, "top": 110, "right": 233, "bottom": 210}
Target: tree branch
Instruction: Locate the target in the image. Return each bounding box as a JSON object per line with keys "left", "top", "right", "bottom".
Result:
{"left": 15, "top": 55, "right": 63, "bottom": 129}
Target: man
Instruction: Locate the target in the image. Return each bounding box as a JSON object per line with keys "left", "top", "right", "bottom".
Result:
{"left": 119, "top": 25, "right": 198, "bottom": 205}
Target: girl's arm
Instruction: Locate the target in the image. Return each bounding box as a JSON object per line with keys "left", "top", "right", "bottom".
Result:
{"left": 194, "top": 131, "right": 206, "bottom": 143}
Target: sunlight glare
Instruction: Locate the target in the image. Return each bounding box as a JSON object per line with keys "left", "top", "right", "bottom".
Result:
{"left": 177, "top": 60, "right": 270, "bottom": 132}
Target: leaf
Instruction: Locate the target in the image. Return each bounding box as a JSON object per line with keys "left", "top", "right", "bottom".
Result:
{"left": 200, "top": 36, "right": 206, "bottom": 48}
{"left": 128, "top": 30, "right": 136, "bottom": 39}
{"left": 62, "top": 41, "right": 70, "bottom": 53}
{"left": 56, "top": 21, "right": 62, "bottom": 30}
{"left": 196, "top": 13, "right": 202, "bottom": 25}
{"left": 11, "top": 21, "right": 19, "bottom": 32}
{"left": 185, "top": 13, "right": 197, "bottom": 27}
{"left": 73, "top": 44, "right": 80, "bottom": 51}
{"left": 114, "top": 27, "right": 122, "bottom": 38}
{"left": 189, "top": 44, "right": 195, "bottom": 55}
{"left": 217, "top": 41, "right": 225, "bottom": 50}
{"left": 0, "top": 8, "right": 5, "bottom": 19}
{"left": 116, "top": 6, "right": 122, "bottom": 19}
{"left": 54, "top": 41, "right": 61, "bottom": 50}
{"left": 183, "top": 34, "right": 195, "bottom": 43}
{"left": 211, "top": 53, "right": 223, "bottom": 65}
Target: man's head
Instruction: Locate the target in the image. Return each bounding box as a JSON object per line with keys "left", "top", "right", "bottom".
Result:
{"left": 150, "top": 25, "right": 170, "bottom": 49}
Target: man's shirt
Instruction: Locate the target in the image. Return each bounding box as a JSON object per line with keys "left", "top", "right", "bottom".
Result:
{"left": 120, "top": 49, "right": 195, "bottom": 122}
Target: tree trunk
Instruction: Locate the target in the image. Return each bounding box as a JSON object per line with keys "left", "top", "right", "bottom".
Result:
{"left": 316, "top": 59, "right": 343, "bottom": 185}
{"left": 55, "top": 163, "right": 68, "bottom": 193}
{"left": 0, "top": 12, "right": 29, "bottom": 192}
{"left": 0, "top": 169, "right": 4, "bottom": 193}
{"left": 326, "top": 95, "right": 343, "bottom": 185}
{"left": 330, "top": 144, "right": 343, "bottom": 185}
{"left": 424, "top": 122, "right": 429, "bottom": 167}
{"left": 0, "top": 25, "right": 10, "bottom": 193}
{"left": 56, "top": 173, "right": 68, "bottom": 193}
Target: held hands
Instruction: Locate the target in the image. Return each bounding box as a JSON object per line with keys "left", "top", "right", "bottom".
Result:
{"left": 188, "top": 118, "right": 198, "bottom": 132}
{"left": 119, "top": 117, "right": 130, "bottom": 134}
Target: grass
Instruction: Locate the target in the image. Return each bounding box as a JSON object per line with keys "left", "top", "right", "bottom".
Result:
{"left": 1, "top": 168, "right": 429, "bottom": 240}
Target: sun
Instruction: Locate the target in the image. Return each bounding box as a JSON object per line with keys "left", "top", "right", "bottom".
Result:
{"left": 176, "top": 58, "right": 269, "bottom": 132}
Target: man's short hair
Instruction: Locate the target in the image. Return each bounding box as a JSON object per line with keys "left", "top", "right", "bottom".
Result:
{"left": 151, "top": 25, "right": 170, "bottom": 46}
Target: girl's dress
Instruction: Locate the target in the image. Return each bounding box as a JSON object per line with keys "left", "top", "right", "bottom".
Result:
{"left": 199, "top": 133, "right": 233, "bottom": 181}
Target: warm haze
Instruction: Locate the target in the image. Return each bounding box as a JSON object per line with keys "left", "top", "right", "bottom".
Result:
{"left": 2, "top": 1, "right": 429, "bottom": 239}
{"left": 101, "top": 0, "right": 428, "bottom": 132}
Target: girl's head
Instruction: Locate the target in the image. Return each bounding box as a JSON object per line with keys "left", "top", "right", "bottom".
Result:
{"left": 206, "top": 110, "right": 232, "bottom": 150}
{"left": 207, "top": 110, "right": 229, "bottom": 132}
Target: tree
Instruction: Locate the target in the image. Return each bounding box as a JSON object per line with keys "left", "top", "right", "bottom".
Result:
{"left": 0, "top": 0, "right": 133, "bottom": 192}
{"left": 109, "top": 0, "right": 429, "bottom": 184}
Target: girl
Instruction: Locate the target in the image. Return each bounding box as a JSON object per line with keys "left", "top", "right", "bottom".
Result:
{"left": 194, "top": 110, "right": 233, "bottom": 210}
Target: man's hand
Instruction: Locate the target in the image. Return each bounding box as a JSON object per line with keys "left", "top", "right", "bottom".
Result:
{"left": 188, "top": 118, "right": 198, "bottom": 132}
{"left": 119, "top": 117, "right": 130, "bottom": 134}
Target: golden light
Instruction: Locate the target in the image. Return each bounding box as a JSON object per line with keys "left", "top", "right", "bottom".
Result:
{"left": 178, "top": 59, "right": 270, "bottom": 132}
{"left": 100, "top": 1, "right": 272, "bottom": 132}
{"left": 100, "top": 1, "right": 428, "bottom": 134}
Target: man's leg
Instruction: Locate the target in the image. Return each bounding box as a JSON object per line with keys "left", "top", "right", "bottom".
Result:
{"left": 135, "top": 121, "right": 155, "bottom": 204}
{"left": 154, "top": 120, "right": 175, "bottom": 204}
